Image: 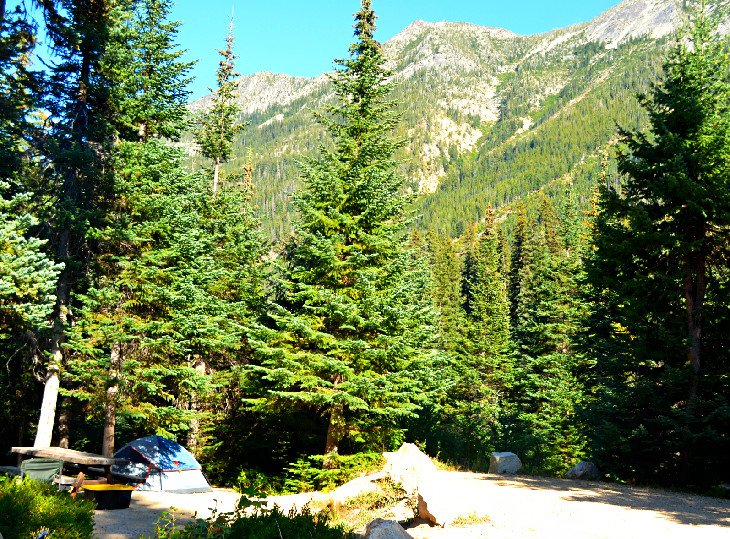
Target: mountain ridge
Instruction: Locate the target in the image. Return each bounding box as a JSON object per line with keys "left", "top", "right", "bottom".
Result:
{"left": 185, "top": 0, "right": 729, "bottom": 239}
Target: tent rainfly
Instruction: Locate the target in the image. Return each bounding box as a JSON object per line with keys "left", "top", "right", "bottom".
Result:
{"left": 113, "top": 435, "right": 212, "bottom": 493}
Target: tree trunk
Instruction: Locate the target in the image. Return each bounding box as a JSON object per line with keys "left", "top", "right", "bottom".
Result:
{"left": 58, "top": 399, "right": 70, "bottom": 449}
{"left": 684, "top": 250, "right": 706, "bottom": 401}
{"left": 34, "top": 229, "right": 70, "bottom": 447}
{"left": 187, "top": 357, "right": 207, "bottom": 456}
{"left": 323, "top": 402, "right": 345, "bottom": 469}
{"left": 34, "top": 363, "right": 60, "bottom": 447}
{"left": 17, "top": 420, "right": 26, "bottom": 466}
{"left": 102, "top": 342, "right": 123, "bottom": 457}
{"left": 324, "top": 372, "right": 346, "bottom": 460}
{"left": 212, "top": 157, "right": 220, "bottom": 198}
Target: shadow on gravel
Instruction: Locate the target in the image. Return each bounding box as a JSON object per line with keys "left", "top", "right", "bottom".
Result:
{"left": 476, "top": 474, "right": 730, "bottom": 528}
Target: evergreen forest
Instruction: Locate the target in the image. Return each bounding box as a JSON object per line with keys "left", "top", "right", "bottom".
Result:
{"left": 1, "top": 0, "right": 729, "bottom": 497}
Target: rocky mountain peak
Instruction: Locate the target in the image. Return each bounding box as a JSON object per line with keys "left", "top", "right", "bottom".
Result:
{"left": 584, "top": 0, "right": 683, "bottom": 47}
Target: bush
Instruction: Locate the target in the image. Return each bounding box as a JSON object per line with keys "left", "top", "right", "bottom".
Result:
{"left": 154, "top": 499, "right": 353, "bottom": 539}
{"left": 282, "top": 452, "right": 384, "bottom": 493}
{"left": 235, "top": 469, "right": 284, "bottom": 495}
{"left": 0, "top": 476, "right": 95, "bottom": 539}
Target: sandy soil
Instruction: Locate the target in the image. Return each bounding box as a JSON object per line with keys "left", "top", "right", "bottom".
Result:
{"left": 93, "top": 475, "right": 730, "bottom": 539}
{"left": 405, "top": 473, "right": 730, "bottom": 539}
{"left": 92, "top": 489, "right": 241, "bottom": 538}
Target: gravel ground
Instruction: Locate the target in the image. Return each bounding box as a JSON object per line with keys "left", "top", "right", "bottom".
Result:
{"left": 92, "top": 489, "right": 241, "bottom": 538}
{"left": 405, "top": 473, "right": 730, "bottom": 539}
{"left": 92, "top": 475, "right": 730, "bottom": 539}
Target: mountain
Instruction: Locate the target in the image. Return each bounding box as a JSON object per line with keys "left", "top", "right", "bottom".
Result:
{"left": 186, "top": 0, "right": 729, "bottom": 239}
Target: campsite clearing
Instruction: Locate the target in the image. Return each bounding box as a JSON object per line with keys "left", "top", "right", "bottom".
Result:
{"left": 93, "top": 474, "right": 730, "bottom": 539}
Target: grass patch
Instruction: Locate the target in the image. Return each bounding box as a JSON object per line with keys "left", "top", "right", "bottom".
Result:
{"left": 152, "top": 503, "right": 353, "bottom": 539}
{"left": 0, "top": 475, "right": 95, "bottom": 539}
{"left": 331, "top": 478, "right": 414, "bottom": 531}
{"left": 451, "top": 512, "right": 491, "bottom": 527}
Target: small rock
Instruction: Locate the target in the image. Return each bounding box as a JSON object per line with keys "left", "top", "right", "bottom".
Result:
{"left": 566, "top": 461, "right": 600, "bottom": 481}
{"left": 365, "top": 518, "right": 414, "bottom": 539}
{"left": 383, "top": 443, "right": 437, "bottom": 494}
{"left": 488, "top": 452, "right": 522, "bottom": 474}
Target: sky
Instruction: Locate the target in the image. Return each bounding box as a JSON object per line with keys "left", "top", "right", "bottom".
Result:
{"left": 174, "top": 0, "right": 622, "bottom": 100}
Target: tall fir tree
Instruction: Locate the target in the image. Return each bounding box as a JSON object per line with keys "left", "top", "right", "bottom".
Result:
{"left": 194, "top": 14, "right": 244, "bottom": 197}
{"left": 63, "top": 0, "right": 263, "bottom": 456}
{"left": 105, "top": 0, "right": 193, "bottom": 142}
{"left": 248, "top": 0, "right": 436, "bottom": 458}
{"left": 466, "top": 208, "right": 510, "bottom": 360}
{"left": 427, "top": 229, "right": 465, "bottom": 352}
{"left": 584, "top": 6, "right": 730, "bottom": 486}
{"left": 508, "top": 202, "right": 528, "bottom": 329}
{"left": 31, "top": 0, "right": 118, "bottom": 448}
{"left": 511, "top": 206, "right": 588, "bottom": 474}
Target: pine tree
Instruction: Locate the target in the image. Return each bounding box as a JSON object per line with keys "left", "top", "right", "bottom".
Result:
{"left": 248, "top": 0, "right": 436, "bottom": 458}
{"left": 466, "top": 209, "right": 510, "bottom": 360}
{"left": 0, "top": 6, "right": 61, "bottom": 448}
{"left": 62, "top": 0, "right": 200, "bottom": 454}
{"left": 511, "top": 212, "right": 588, "bottom": 474}
{"left": 194, "top": 15, "right": 244, "bottom": 197}
{"left": 427, "top": 230, "right": 465, "bottom": 352}
{"left": 105, "top": 0, "right": 193, "bottom": 142}
{"left": 508, "top": 203, "right": 528, "bottom": 328}
{"left": 584, "top": 7, "right": 730, "bottom": 486}
{"left": 31, "top": 0, "right": 118, "bottom": 448}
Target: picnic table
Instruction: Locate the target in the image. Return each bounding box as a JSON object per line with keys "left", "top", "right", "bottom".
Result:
{"left": 11, "top": 446, "right": 126, "bottom": 482}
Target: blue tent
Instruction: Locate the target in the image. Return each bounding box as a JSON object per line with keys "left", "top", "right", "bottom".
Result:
{"left": 113, "top": 436, "right": 212, "bottom": 493}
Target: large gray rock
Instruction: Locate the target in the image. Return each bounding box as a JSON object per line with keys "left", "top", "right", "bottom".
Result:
{"left": 365, "top": 519, "right": 414, "bottom": 539}
{"left": 417, "top": 478, "right": 459, "bottom": 527}
{"left": 566, "top": 461, "right": 600, "bottom": 481}
{"left": 327, "top": 471, "right": 383, "bottom": 506}
{"left": 383, "top": 443, "right": 437, "bottom": 494}
{"left": 416, "top": 472, "right": 492, "bottom": 527}
{"left": 488, "top": 452, "right": 523, "bottom": 474}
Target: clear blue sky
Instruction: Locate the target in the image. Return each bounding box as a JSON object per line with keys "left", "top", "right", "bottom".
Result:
{"left": 175, "top": 0, "right": 621, "bottom": 99}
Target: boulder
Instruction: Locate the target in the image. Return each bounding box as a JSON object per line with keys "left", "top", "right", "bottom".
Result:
{"left": 488, "top": 452, "right": 522, "bottom": 474}
{"left": 365, "top": 518, "right": 414, "bottom": 539}
{"left": 566, "top": 461, "right": 600, "bottom": 481}
{"left": 383, "top": 443, "right": 437, "bottom": 494}
{"left": 416, "top": 472, "right": 491, "bottom": 527}
{"left": 327, "top": 471, "right": 383, "bottom": 506}
{"left": 417, "top": 477, "right": 459, "bottom": 527}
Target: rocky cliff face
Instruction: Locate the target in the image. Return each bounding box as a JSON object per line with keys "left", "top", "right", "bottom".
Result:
{"left": 187, "top": 0, "right": 729, "bottom": 238}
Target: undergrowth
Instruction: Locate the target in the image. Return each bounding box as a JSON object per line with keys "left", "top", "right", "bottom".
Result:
{"left": 152, "top": 493, "right": 353, "bottom": 539}
{"left": 0, "top": 475, "right": 95, "bottom": 539}
{"left": 237, "top": 452, "right": 384, "bottom": 495}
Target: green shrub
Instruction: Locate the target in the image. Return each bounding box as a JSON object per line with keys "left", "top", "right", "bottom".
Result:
{"left": 235, "top": 469, "right": 284, "bottom": 495}
{"left": 0, "top": 476, "right": 95, "bottom": 539}
{"left": 283, "top": 452, "right": 384, "bottom": 493}
{"left": 153, "top": 501, "right": 353, "bottom": 539}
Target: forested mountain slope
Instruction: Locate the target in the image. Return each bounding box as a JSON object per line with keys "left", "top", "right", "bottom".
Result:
{"left": 187, "top": 0, "right": 729, "bottom": 239}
